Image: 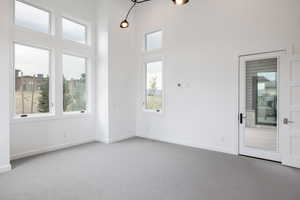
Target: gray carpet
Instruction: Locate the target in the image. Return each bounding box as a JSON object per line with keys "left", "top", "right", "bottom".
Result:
{"left": 0, "top": 137, "right": 300, "bottom": 200}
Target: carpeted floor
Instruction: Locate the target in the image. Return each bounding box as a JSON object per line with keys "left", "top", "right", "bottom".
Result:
{"left": 0, "top": 137, "right": 300, "bottom": 200}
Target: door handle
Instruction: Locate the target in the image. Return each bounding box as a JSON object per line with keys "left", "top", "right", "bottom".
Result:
{"left": 283, "top": 118, "right": 294, "bottom": 124}
{"left": 240, "top": 113, "right": 246, "bottom": 124}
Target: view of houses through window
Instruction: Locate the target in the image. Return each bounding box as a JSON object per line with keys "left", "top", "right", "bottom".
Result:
{"left": 13, "top": 0, "right": 90, "bottom": 117}
{"left": 63, "top": 54, "right": 87, "bottom": 113}
{"left": 245, "top": 58, "right": 278, "bottom": 127}
{"left": 14, "top": 43, "right": 50, "bottom": 115}
{"left": 256, "top": 71, "right": 277, "bottom": 126}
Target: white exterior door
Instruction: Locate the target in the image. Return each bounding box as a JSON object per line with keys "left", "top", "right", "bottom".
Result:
{"left": 239, "top": 52, "right": 286, "bottom": 162}
{"left": 281, "top": 56, "right": 300, "bottom": 168}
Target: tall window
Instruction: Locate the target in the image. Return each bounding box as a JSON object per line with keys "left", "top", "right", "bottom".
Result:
{"left": 145, "top": 61, "right": 163, "bottom": 112}
{"left": 12, "top": 0, "right": 92, "bottom": 119}
{"left": 62, "top": 18, "right": 87, "bottom": 44}
{"left": 144, "top": 30, "right": 163, "bottom": 112}
{"left": 15, "top": 0, "right": 50, "bottom": 34}
{"left": 63, "top": 54, "right": 87, "bottom": 113}
{"left": 14, "top": 43, "right": 51, "bottom": 116}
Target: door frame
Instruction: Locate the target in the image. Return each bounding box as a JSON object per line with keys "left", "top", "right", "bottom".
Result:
{"left": 238, "top": 50, "right": 287, "bottom": 162}
{"left": 280, "top": 55, "right": 300, "bottom": 168}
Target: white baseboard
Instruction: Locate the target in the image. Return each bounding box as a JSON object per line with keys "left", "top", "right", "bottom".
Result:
{"left": 138, "top": 135, "right": 235, "bottom": 155}
{"left": 10, "top": 138, "right": 96, "bottom": 161}
{"left": 10, "top": 135, "right": 136, "bottom": 161}
{"left": 282, "top": 158, "right": 300, "bottom": 169}
{"left": 95, "top": 137, "right": 110, "bottom": 144}
{"left": 109, "top": 134, "right": 136, "bottom": 144}
{"left": 0, "top": 164, "right": 12, "bottom": 174}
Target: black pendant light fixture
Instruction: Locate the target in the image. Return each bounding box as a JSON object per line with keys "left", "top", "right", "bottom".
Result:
{"left": 120, "top": 0, "right": 190, "bottom": 29}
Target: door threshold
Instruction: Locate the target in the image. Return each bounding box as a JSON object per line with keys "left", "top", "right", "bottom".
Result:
{"left": 239, "top": 154, "right": 281, "bottom": 164}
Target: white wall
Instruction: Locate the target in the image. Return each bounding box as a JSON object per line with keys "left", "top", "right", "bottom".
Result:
{"left": 135, "top": 0, "right": 300, "bottom": 154}
{"left": 3, "top": 0, "right": 300, "bottom": 167}
{"left": 0, "top": 0, "right": 12, "bottom": 173}
{"left": 95, "top": 0, "right": 110, "bottom": 143}
{"left": 96, "top": 0, "right": 137, "bottom": 143}
{"left": 0, "top": 0, "right": 138, "bottom": 163}
{"left": 8, "top": 0, "right": 97, "bottom": 159}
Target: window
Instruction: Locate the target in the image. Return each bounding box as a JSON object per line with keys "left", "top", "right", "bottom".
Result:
{"left": 145, "top": 31, "right": 162, "bottom": 51}
{"left": 63, "top": 54, "right": 87, "bottom": 113}
{"left": 12, "top": 2, "right": 93, "bottom": 120}
{"left": 256, "top": 71, "right": 277, "bottom": 126}
{"left": 245, "top": 58, "right": 278, "bottom": 127}
{"left": 14, "top": 43, "right": 51, "bottom": 116}
{"left": 145, "top": 61, "right": 163, "bottom": 112}
{"left": 15, "top": 0, "right": 50, "bottom": 34}
{"left": 143, "top": 30, "right": 163, "bottom": 113}
{"left": 62, "top": 18, "right": 87, "bottom": 44}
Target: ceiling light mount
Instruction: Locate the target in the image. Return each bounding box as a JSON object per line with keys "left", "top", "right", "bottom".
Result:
{"left": 120, "top": 0, "right": 190, "bottom": 29}
{"left": 130, "top": 0, "right": 151, "bottom": 3}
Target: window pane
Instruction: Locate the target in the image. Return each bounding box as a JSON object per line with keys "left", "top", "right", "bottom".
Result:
{"left": 245, "top": 58, "right": 278, "bottom": 151}
{"left": 14, "top": 44, "right": 50, "bottom": 115}
{"left": 15, "top": 0, "right": 50, "bottom": 34}
{"left": 63, "top": 55, "right": 87, "bottom": 112}
{"left": 256, "top": 72, "right": 277, "bottom": 126}
{"left": 146, "top": 61, "right": 163, "bottom": 111}
{"left": 145, "top": 31, "right": 162, "bottom": 51}
{"left": 63, "top": 18, "right": 86, "bottom": 44}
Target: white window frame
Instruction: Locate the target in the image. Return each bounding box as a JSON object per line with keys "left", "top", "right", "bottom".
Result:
{"left": 62, "top": 53, "right": 90, "bottom": 115}
{"left": 12, "top": 42, "right": 55, "bottom": 119}
{"left": 142, "top": 29, "right": 164, "bottom": 114}
{"left": 62, "top": 16, "right": 88, "bottom": 45}
{"left": 10, "top": 1, "right": 94, "bottom": 123}
{"left": 144, "top": 29, "right": 163, "bottom": 53}
{"left": 14, "top": 0, "right": 52, "bottom": 35}
{"left": 143, "top": 58, "right": 165, "bottom": 114}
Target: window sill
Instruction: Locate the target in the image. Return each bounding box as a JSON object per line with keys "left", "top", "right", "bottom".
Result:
{"left": 63, "top": 111, "right": 89, "bottom": 117}
{"left": 143, "top": 109, "right": 164, "bottom": 115}
{"left": 10, "top": 112, "right": 92, "bottom": 124}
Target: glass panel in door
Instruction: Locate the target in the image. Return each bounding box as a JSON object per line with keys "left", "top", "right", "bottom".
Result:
{"left": 244, "top": 58, "right": 278, "bottom": 152}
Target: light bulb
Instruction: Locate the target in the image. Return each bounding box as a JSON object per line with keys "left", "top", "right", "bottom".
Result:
{"left": 120, "top": 20, "right": 129, "bottom": 28}
{"left": 172, "top": 0, "right": 189, "bottom": 6}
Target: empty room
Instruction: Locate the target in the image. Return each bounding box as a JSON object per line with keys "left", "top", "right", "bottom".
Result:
{"left": 0, "top": 0, "right": 300, "bottom": 199}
